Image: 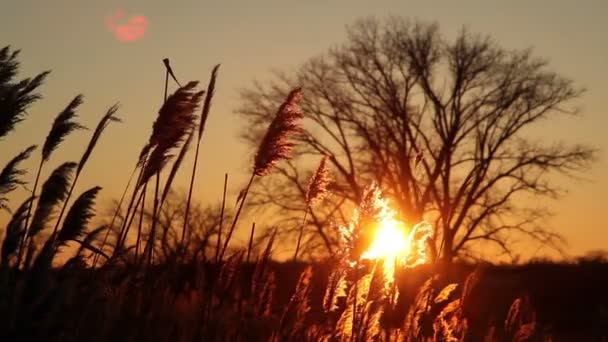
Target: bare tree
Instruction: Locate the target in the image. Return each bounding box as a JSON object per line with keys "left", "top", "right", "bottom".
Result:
{"left": 237, "top": 17, "right": 595, "bottom": 262}
{"left": 99, "top": 191, "right": 229, "bottom": 264}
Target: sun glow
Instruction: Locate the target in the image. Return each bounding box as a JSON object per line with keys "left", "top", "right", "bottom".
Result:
{"left": 355, "top": 188, "right": 433, "bottom": 269}
{"left": 337, "top": 184, "right": 434, "bottom": 303}
{"left": 361, "top": 217, "right": 409, "bottom": 261}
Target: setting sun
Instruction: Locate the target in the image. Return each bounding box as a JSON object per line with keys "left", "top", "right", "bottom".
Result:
{"left": 2, "top": 2, "right": 606, "bottom": 340}
{"left": 361, "top": 217, "right": 409, "bottom": 261}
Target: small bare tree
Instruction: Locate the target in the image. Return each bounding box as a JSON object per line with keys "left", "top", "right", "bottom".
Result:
{"left": 237, "top": 17, "right": 595, "bottom": 261}
{"left": 100, "top": 191, "right": 229, "bottom": 264}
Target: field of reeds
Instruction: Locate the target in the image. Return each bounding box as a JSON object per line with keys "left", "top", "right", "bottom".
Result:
{"left": 2, "top": 45, "right": 608, "bottom": 341}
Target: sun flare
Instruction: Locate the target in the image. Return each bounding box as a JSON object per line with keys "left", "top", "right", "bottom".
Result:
{"left": 361, "top": 217, "right": 409, "bottom": 261}
{"left": 351, "top": 187, "right": 432, "bottom": 269}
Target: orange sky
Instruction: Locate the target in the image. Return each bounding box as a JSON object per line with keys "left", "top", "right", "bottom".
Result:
{"left": 1, "top": 0, "right": 607, "bottom": 259}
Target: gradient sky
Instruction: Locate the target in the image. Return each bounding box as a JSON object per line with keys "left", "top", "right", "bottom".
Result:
{"left": 1, "top": 0, "right": 607, "bottom": 258}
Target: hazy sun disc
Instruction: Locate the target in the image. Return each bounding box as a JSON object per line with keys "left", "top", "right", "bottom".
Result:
{"left": 361, "top": 217, "right": 409, "bottom": 261}
{"left": 105, "top": 9, "right": 149, "bottom": 42}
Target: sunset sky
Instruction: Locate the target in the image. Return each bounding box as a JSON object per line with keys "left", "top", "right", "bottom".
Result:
{"left": 1, "top": 0, "right": 606, "bottom": 259}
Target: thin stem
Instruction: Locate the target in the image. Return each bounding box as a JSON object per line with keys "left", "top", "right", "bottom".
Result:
{"left": 17, "top": 157, "right": 43, "bottom": 268}
{"left": 50, "top": 170, "right": 80, "bottom": 237}
{"left": 115, "top": 166, "right": 145, "bottom": 254}
{"left": 219, "top": 172, "right": 255, "bottom": 262}
{"left": 115, "top": 184, "right": 146, "bottom": 258}
{"left": 92, "top": 164, "right": 137, "bottom": 267}
{"left": 215, "top": 173, "right": 228, "bottom": 263}
{"left": 146, "top": 171, "right": 160, "bottom": 267}
{"left": 292, "top": 206, "right": 309, "bottom": 262}
{"left": 181, "top": 129, "right": 200, "bottom": 247}
{"left": 246, "top": 222, "right": 256, "bottom": 263}
{"left": 135, "top": 183, "right": 147, "bottom": 259}
{"left": 182, "top": 65, "right": 217, "bottom": 250}
{"left": 143, "top": 65, "right": 169, "bottom": 267}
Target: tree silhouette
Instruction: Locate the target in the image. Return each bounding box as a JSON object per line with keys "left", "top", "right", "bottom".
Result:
{"left": 237, "top": 17, "right": 595, "bottom": 261}
{"left": 98, "top": 191, "right": 231, "bottom": 264}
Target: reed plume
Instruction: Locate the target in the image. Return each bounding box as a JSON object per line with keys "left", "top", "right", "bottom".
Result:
{"left": 0, "top": 45, "right": 50, "bottom": 139}
{"left": 19, "top": 95, "right": 85, "bottom": 265}
{"left": 323, "top": 268, "right": 347, "bottom": 313}
{"left": 0, "top": 145, "right": 36, "bottom": 211}
{"left": 293, "top": 155, "right": 330, "bottom": 261}
{"left": 159, "top": 127, "right": 194, "bottom": 209}
{"left": 0, "top": 46, "right": 20, "bottom": 83}
{"left": 41, "top": 94, "right": 86, "bottom": 161}
{"left": 126, "top": 59, "right": 181, "bottom": 263}
{"left": 75, "top": 104, "right": 121, "bottom": 176}
{"left": 335, "top": 183, "right": 386, "bottom": 342}
{"left": 49, "top": 104, "right": 119, "bottom": 249}
{"left": 138, "top": 81, "right": 203, "bottom": 187}
{"left": 57, "top": 186, "right": 102, "bottom": 248}
{"left": 1, "top": 196, "right": 34, "bottom": 264}
{"left": 219, "top": 88, "right": 303, "bottom": 261}
{"left": 306, "top": 155, "right": 330, "bottom": 205}
{"left": 115, "top": 72, "right": 197, "bottom": 258}
{"left": 433, "top": 297, "right": 465, "bottom": 341}
{"left": 27, "top": 162, "right": 77, "bottom": 238}
{"left": 139, "top": 81, "right": 203, "bottom": 266}
{"left": 340, "top": 183, "right": 383, "bottom": 263}
{"left": 253, "top": 87, "right": 304, "bottom": 176}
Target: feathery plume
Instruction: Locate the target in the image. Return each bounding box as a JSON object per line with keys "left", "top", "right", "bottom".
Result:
{"left": 139, "top": 81, "right": 203, "bottom": 187}
{"left": 220, "top": 88, "right": 304, "bottom": 261}
{"left": 159, "top": 127, "right": 194, "bottom": 208}
{"left": 1, "top": 196, "right": 34, "bottom": 263}
{"left": 77, "top": 104, "right": 120, "bottom": 175}
{"left": 0, "top": 47, "right": 50, "bottom": 139}
{"left": 293, "top": 156, "right": 330, "bottom": 261}
{"left": 253, "top": 87, "right": 304, "bottom": 176}
{"left": 51, "top": 104, "right": 119, "bottom": 247}
{"left": 323, "top": 269, "right": 347, "bottom": 313}
{"left": 198, "top": 64, "right": 220, "bottom": 138}
{"left": 28, "top": 162, "right": 77, "bottom": 238}
{"left": 28, "top": 162, "right": 76, "bottom": 237}
{"left": 404, "top": 221, "right": 433, "bottom": 267}
{"left": 41, "top": 94, "right": 86, "bottom": 162}
{"left": 433, "top": 298, "right": 465, "bottom": 341}
{"left": 0, "top": 145, "right": 36, "bottom": 211}
{"left": 0, "top": 46, "right": 20, "bottom": 85}
{"left": 340, "top": 183, "right": 384, "bottom": 262}
{"left": 57, "top": 186, "right": 102, "bottom": 247}
{"left": 20, "top": 96, "right": 85, "bottom": 265}
{"left": 306, "top": 155, "right": 330, "bottom": 205}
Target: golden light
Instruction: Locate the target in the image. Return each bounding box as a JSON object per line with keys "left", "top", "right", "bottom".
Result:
{"left": 357, "top": 192, "right": 432, "bottom": 269}
{"left": 338, "top": 185, "right": 433, "bottom": 301}
{"left": 361, "top": 216, "right": 409, "bottom": 261}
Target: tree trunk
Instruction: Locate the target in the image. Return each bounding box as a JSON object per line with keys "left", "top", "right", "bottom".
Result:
{"left": 441, "top": 228, "right": 455, "bottom": 263}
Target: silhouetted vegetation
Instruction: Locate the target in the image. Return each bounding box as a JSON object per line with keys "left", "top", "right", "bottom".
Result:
{"left": 0, "top": 15, "right": 604, "bottom": 342}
